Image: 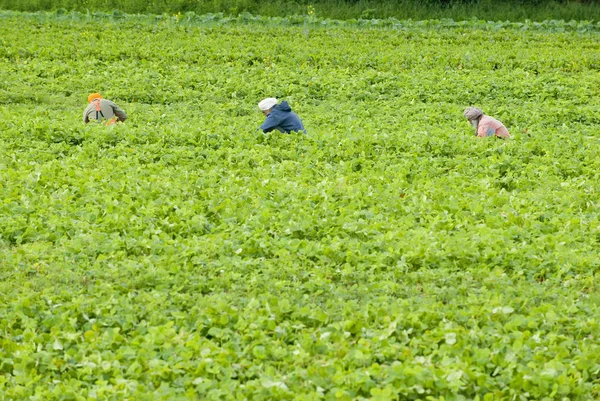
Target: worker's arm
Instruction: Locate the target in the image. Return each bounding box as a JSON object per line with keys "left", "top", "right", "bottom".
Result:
{"left": 83, "top": 107, "right": 90, "bottom": 123}
{"left": 476, "top": 126, "right": 496, "bottom": 137}
{"left": 259, "top": 113, "right": 282, "bottom": 133}
{"left": 109, "top": 101, "right": 128, "bottom": 122}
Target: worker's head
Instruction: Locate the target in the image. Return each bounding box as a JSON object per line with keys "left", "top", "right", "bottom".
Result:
{"left": 88, "top": 93, "right": 102, "bottom": 103}
{"left": 258, "top": 98, "right": 278, "bottom": 115}
{"left": 464, "top": 107, "right": 483, "bottom": 127}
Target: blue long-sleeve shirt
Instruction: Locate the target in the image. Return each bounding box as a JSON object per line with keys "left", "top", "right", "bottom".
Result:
{"left": 259, "top": 101, "right": 306, "bottom": 133}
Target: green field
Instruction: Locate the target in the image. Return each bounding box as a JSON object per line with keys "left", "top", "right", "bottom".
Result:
{"left": 1, "top": 10, "right": 600, "bottom": 400}
{"left": 3, "top": 0, "right": 600, "bottom": 22}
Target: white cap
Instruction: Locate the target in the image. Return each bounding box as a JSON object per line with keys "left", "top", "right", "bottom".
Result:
{"left": 258, "top": 98, "right": 278, "bottom": 111}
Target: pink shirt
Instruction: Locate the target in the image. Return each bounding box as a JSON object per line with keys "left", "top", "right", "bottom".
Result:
{"left": 477, "top": 115, "right": 510, "bottom": 139}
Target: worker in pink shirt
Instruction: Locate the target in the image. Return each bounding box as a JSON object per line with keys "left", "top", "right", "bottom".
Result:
{"left": 464, "top": 107, "right": 510, "bottom": 139}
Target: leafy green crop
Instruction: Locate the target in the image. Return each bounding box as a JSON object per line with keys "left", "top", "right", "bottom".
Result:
{"left": 0, "top": 11, "right": 599, "bottom": 400}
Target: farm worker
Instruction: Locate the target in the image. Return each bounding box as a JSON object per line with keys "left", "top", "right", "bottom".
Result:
{"left": 258, "top": 98, "right": 306, "bottom": 133}
{"left": 464, "top": 107, "right": 510, "bottom": 139}
{"left": 83, "top": 93, "right": 128, "bottom": 125}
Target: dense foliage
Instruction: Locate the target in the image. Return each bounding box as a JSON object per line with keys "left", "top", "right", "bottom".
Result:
{"left": 2, "top": 0, "right": 600, "bottom": 22}
{"left": 1, "top": 10, "right": 599, "bottom": 400}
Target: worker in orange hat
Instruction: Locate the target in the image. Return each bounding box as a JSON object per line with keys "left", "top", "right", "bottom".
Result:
{"left": 83, "top": 93, "right": 128, "bottom": 125}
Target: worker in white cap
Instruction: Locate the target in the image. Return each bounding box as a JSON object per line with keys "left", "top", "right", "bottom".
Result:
{"left": 258, "top": 98, "right": 306, "bottom": 133}
{"left": 464, "top": 107, "right": 510, "bottom": 139}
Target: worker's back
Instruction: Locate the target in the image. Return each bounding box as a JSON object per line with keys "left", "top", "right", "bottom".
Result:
{"left": 259, "top": 101, "right": 305, "bottom": 133}
{"left": 477, "top": 115, "right": 510, "bottom": 139}
{"left": 83, "top": 99, "right": 127, "bottom": 124}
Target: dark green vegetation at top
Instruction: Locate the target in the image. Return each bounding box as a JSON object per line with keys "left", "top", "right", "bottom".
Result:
{"left": 1, "top": 10, "right": 600, "bottom": 401}
{"left": 2, "top": 0, "right": 600, "bottom": 22}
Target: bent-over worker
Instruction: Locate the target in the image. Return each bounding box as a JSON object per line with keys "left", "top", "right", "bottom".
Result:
{"left": 464, "top": 107, "right": 510, "bottom": 139}
{"left": 84, "top": 93, "right": 127, "bottom": 125}
{"left": 258, "top": 98, "right": 305, "bottom": 134}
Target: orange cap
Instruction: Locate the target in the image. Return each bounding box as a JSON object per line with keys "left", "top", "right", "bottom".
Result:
{"left": 88, "top": 93, "right": 102, "bottom": 103}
